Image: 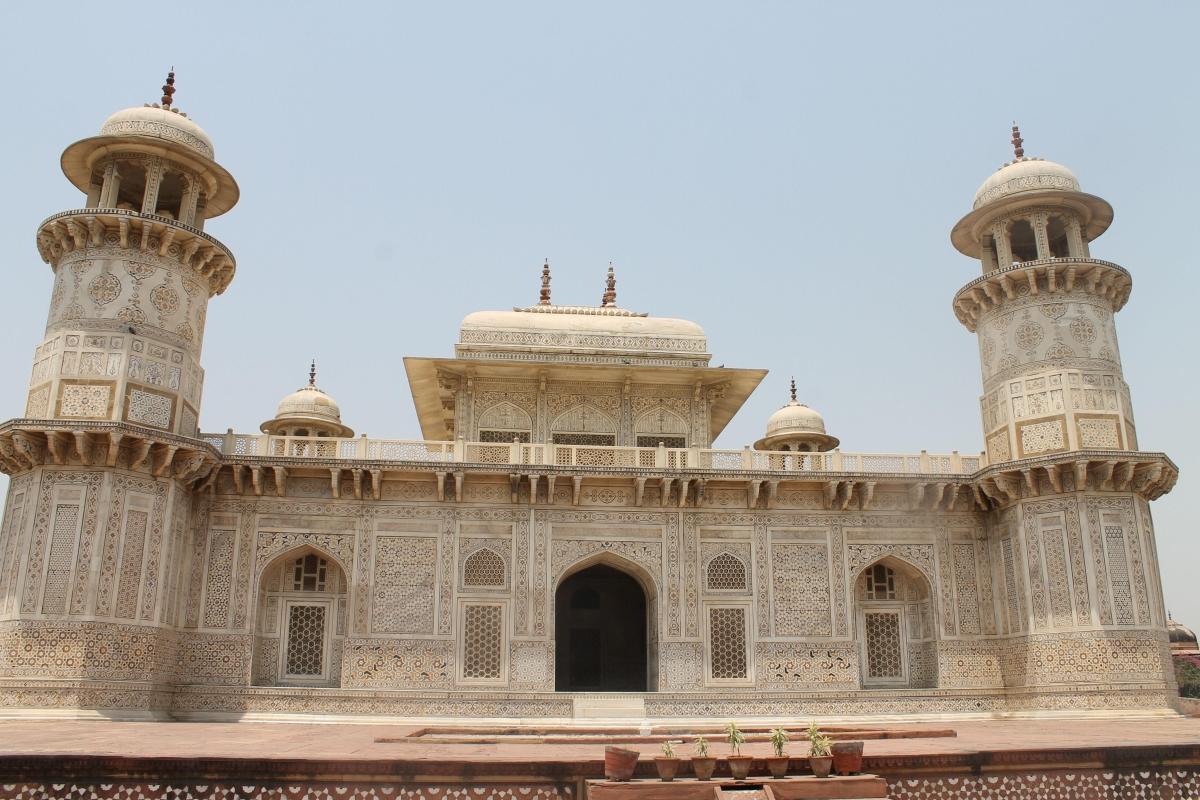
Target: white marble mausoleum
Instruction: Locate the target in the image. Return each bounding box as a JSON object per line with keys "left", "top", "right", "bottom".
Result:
{"left": 0, "top": 78, "right": 1183, "bottom": 720}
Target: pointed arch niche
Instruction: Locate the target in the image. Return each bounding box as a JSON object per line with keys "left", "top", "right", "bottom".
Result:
{"left": 551, "top": 403, "right": 617, "bottom": 447}
{"left": 252, "top": 546, "right": 348, "bottom": 687}
{"left": 476, "top": 401, "right": 533, "bottom": 443}
{"left": 634, "top": 407, "right": 689, "bottom": 448}
{"left": 852, "top": 556, "right": 937, "bottom": 689}
{"left": 553, "top": 552, "right": 658, "bottom": 692}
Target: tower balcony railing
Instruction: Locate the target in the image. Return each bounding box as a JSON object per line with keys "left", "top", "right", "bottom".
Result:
{"left": 36, "top": 208, "right": 237, "bottom": 294}
{"left": 953, "top": 256, "right": 1132, "bottom": 332}
{"left": 199, "top": 431, "right": 986, "bottom": 475}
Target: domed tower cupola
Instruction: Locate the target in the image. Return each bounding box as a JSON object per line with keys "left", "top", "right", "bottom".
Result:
{"left": 261, "top": 362, "right": 353, "bottom": 438}
{"left": 57, "top": 70, "right": 239, "bottom": 234}
{"left": 754, "top": 378, "right": 838, "bottom": 452}
{"left": 951, "top": 124, "right": 1113, "bottom": 273}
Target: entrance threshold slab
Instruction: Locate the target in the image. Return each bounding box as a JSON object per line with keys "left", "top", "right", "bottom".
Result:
{"left": 574, "top": 694, "right": 648, "bottom": 719}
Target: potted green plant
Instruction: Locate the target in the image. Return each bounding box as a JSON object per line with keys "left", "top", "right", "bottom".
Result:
{"left": 725, "top": 721, "right": 753, "bottom": 780}
{"left": 765, "top": 727, "right": 790, "bottom": 779}
{"left": 691, "top": 736, "right": 717, "bottom": 781}
{"left": 655, "top": 740, "right": 682, "bottom": 781}
{"left": 806, "top": 721, "right": 833, "bottom": 778}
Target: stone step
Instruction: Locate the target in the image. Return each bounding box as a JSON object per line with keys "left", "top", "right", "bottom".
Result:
{"left": 574, "top": 695, "right": 647, "bottom": 719}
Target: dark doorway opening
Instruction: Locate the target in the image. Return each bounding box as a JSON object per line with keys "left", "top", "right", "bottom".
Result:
{"left": 555, "top": 564, "right": 647, "bottom": 691}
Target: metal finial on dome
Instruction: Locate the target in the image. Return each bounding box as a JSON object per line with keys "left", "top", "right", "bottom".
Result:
{"left": 1011, "top": 121, "right": 1024, "bottom": 159}
{"left": 539, "top": 259, "right": 552, "bottom": 305}
{"left": 602, "top": 262, "right": 617, "bottom": 307}
{"left": 308, "top": 360, "right": 317, "bottom": 387}
{"left": 161, "top": 69, "right": 176, "bottom": 108}
{"left": 790, "top": 377, "right": 797, "bottom": 403}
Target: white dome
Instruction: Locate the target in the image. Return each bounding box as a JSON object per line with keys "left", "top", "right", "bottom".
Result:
{"left": 99, "top": 105, "right": 215, "bottom": 159}
{"left": 754, "top": 387, "right": 839, "bottom": 452}
{"left": 262, "top": 381, "right": 353, "bottom": 437}
{"left": 275, "top": 385, "right": 342, "bottom": 422}
{"left": 765, "top": 400, "right": 828, "bottom": 438}
{"left": 972, "top": 157, "right": 1080, "bottom": 210}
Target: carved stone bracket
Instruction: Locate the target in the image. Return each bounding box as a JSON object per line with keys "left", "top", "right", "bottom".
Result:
{"left": 953, "top": 258, "right": 1132, "bottom": 332}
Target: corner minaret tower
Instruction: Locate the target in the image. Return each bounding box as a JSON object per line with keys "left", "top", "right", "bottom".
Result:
{"left": 0, "top": 78, "right": 238, "bottom": 716}
{"left": 950, "top": 127, "right": 1177, "bottom": 654}
{"left": 951, "top": 126, "right": 1133, "bottom": 464}
{"left": 28, "top": 72, "right": 238, "bottom": 438}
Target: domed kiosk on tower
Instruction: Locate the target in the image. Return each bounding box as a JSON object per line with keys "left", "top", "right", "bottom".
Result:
{"left": 261, "top": 363, "right": 353, "bottom": 438}
{"left": 58, "top": 71, "right": 239, "bottom": 224}
{"left": 754, "top": 379, "right": 838, "bottom": 452}
{"left": 951, "top": 124, "right": 1113, "bottom": 265}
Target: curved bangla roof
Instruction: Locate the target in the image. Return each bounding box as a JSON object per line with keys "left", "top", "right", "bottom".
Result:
{"left": 456, "top": 305, "right": 710, "bottom": 366}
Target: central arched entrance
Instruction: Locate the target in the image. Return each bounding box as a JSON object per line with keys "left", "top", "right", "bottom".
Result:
{"left": 555, "top": 563, "right": 648, "bottom": 691}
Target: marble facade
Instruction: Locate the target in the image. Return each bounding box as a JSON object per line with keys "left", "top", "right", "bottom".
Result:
{"left": 0, "top": 92, "right": 1182, "bottom": 719}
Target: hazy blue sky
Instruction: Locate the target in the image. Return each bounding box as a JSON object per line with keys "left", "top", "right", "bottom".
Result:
{"left": 1, "top": 2, "right": 1196, "bottom": 624}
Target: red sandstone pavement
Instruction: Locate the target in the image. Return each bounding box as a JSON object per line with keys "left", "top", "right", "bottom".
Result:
{"left": 0, "top": 717, "right": 1198, "bottom": 763}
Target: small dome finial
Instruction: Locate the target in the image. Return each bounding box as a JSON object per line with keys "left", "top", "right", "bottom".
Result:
{"left": 308, "top": 359, "right": 317, "bottom": 387}
{"left": 161, "top": 68, "right": 176, "bottom": 108}
{"left": 1011, "top": 121, "right": 1024, "bottom": 159}
{"left": 789, "top": 376, "right": 797, "bottom": 403}
{"left": 539, "top": 258, "right": 552, "bottom": 305}
{"left": 602, "top": 262, "right": 617, "bottom": 307}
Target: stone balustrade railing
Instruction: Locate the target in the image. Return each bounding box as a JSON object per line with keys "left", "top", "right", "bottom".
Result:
{"left": 200, "top": 431, "right": 986, "bottom": 475}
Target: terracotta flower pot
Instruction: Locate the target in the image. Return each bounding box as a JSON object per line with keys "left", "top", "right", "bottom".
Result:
{"left": 809, "top": 754, "right": 834, "bottom": 778}
{"left": 605, "top": 746, "right": 640, "bottom": 781}
{"left": 655, "top": 756, "right": 682, "bottom": 781}
{"left": 765, "top": 755, "right": 789, "bottom": 779}
{"left": 831, "top": 740, "right": 864, "bottom": 775}
{"left": 727, "top": 755, "right": 754, "bottom": 781}
{"left": 691, "top": 756, "right": 717, "bottom": 781}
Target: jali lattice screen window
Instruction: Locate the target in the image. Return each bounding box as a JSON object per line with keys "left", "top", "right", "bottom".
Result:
{"left": 707, "top": 605, "right": 749, "bottom": 682}
{"left": 461, "top": 604, "right": 504, "bottom": 682}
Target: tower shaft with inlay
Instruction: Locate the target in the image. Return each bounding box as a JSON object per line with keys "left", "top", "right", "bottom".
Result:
{"left": 951, "top": 126, "right": 1175, "bottom": 644}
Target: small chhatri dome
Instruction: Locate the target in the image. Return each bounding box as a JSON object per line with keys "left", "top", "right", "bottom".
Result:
{"left": 754, "top": 378, "right": 839, "bottom": 452}
{"left": 1169, "top": 613, "right": 1199, "bottom": 654}
{"left": 261, "top": 362, "right": 354, "bottom": 438}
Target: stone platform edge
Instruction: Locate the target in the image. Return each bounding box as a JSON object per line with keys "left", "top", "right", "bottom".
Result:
{"left": 2, "top": 742, "right": 1199, "bottom": 783}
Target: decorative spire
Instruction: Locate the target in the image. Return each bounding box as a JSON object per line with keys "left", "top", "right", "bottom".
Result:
{"left": 308, "top": 360, "right": 317, "bottom": 387}
{"left": 161, "top": 68, "right": 176, "bottom": 108}
{"left": 1011, "top": 121, "right": 1024, "bottom": 159}
{"left": 602, "top": 262, "right": 617, "bottom": 307}
{"left": 789, "top": 376, "right": 797, "bottom": 403}
{"left": 538, "top": 259, "right": 552, "bottom": 305}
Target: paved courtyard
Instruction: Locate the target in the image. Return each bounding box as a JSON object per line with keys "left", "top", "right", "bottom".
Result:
{"left": 0, "top": 716, "right": 1197, "bottom": 766}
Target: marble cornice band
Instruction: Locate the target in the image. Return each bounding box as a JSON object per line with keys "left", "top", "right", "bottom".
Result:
{"left": 0, "top": 420, "right": 1174, "bottom": 509}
